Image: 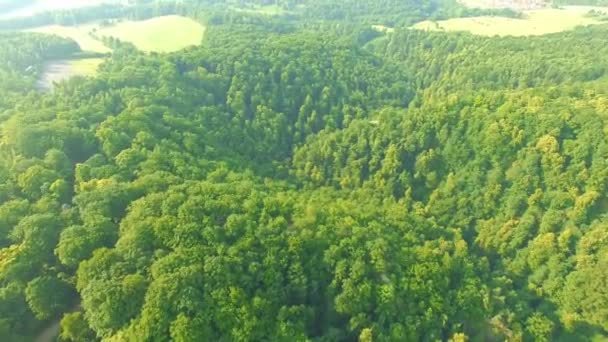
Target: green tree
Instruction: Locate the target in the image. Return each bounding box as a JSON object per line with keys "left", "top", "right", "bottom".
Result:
{"left": 25, "top": 276, "right": 74, "bottom": 320}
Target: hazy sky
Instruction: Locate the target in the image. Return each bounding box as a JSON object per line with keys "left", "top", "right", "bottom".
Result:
{"left": 0, "top": 0, "right": 115, "bottom": 19}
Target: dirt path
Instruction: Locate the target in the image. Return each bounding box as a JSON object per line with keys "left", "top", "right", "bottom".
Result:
{"left": 34, "top": 320, "right": 61, "bottom": 342}
{"left": 36, "top": 61, "right": 75, "bottom": 92}
{"left": 34, "top": 303, "right": 81, "bottom": 342}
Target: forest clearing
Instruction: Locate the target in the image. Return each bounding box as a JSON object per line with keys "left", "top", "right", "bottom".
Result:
{"left": 95, "top": 15, "right": 205, "bottom": 52}
{"left": 230, "top": 4, "right": 289, "bottom": 16}
{"left": 26, "top": 15, "right": 205, "bottom": 54}
{"left": 36, "top": 58, "right": 103, "bottom": 91}
{"left": 413, "top": 6, "right": 608, "bottom": 36}
{"left": 26, "top": 24, "right": 110, "bottom": 53}
{"left": 25, "top": 15, "right": 204, "bottom": 90}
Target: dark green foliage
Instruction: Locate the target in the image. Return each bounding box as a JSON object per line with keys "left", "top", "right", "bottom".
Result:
{"left": 0, "top": 33, "right": 80, "bottom": 111}
{"left": 1, "top": 2, "right": 608, "bottom": 341}
{"left": 25, "top": 276, "right": 75, "bottom": 320}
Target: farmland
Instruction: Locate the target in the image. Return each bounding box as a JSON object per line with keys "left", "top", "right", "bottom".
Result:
{"left": 24, "top": 15, "right": 205, "bottom": 89}
{"left": 96, "top": 15, "right": 205, "bottom": 53}
{"left": 26, "top": 24, "right": 110, "bottom": 53}
{"left": 413, "top": 6, "right": 608, "bottom": 36}
{"left": 230, "top": 4, "right": 289, "bottom": 16}
{"left": 25, "top": 15, "right": 205, "bottom": 54}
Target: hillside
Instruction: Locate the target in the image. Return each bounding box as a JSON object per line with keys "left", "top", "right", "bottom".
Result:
{"left": 0, "top": 1, "right": 608, "bottom": 341}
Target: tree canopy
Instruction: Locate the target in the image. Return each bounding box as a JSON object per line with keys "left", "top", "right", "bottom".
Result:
{"left": 0, "top": 1, "right": 608, "bottom": 341}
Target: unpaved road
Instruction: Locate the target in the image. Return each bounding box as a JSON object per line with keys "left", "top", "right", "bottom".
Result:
{"left": 34, "top": 320, "right": 60, "bottom": 342}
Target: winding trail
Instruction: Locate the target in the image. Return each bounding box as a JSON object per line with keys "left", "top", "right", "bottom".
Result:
{"left": 34, "top": 320, "right": 60, "bottom": 342}
{"left": 34, "top": 303, "right": 81, "bottom": 342}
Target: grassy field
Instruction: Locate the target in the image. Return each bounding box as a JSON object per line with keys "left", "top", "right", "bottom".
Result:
{"left": 372, "top": 25, "right": 395, "bottom": 33}
{"left": 25, "top": 15, "right": 205, "bottom": 54}
{"left": 69, "top": 58, "right": 104, "bottom": 74}
{"left": 26, "top": 15, "right": 204, "bottom": 90}
{"left": 26, "top": 24, "right": 111, "bottom": 53}
{"left": 230, "top": 4, "right": 288, "bottom": 16}
{"left": 97, "top": 15, "right": 205, "bottom": 53}
{"left": 413, "top": 6, "right": 608, "bottom": 36}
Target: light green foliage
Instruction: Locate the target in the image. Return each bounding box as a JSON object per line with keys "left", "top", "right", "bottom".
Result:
{"left": 25, "top": 276, "right": 73, "bottom": 320}
{"left": 79, "top": 178, "right": 483, "bottom": 341}
{"left": 60, "top": 312, "right": 96, "bottom": 342}
{"left": 0, "top": 1, "right": 607, "bottom": 341}
{"left": 414, "top": 7, "right": 608, "bottom": 36}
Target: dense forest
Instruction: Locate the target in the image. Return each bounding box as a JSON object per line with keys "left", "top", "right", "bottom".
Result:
{"left": 0, "top": 0, "right": 517, "bottom": 30}
{"left": 1, "top": 0, "right": 608, "bottom": 341}
{"left": 555, "top": 0, "right": 608, "bottom": 6}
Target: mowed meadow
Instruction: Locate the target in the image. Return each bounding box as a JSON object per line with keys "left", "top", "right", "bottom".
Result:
{"left": 413, "top": 6, "right": 608, "bottom": 36}
{"left": 26, "top": 24, "right": 111, "bottom": 53}
{"left": 26, "top": 15, "right": 205, "bottom": 54}
{"left": 95, "top": 15, "right": 206, "bottom": 53}
{"left": 23, "top": 15, "right": 205, "bottom": 90}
